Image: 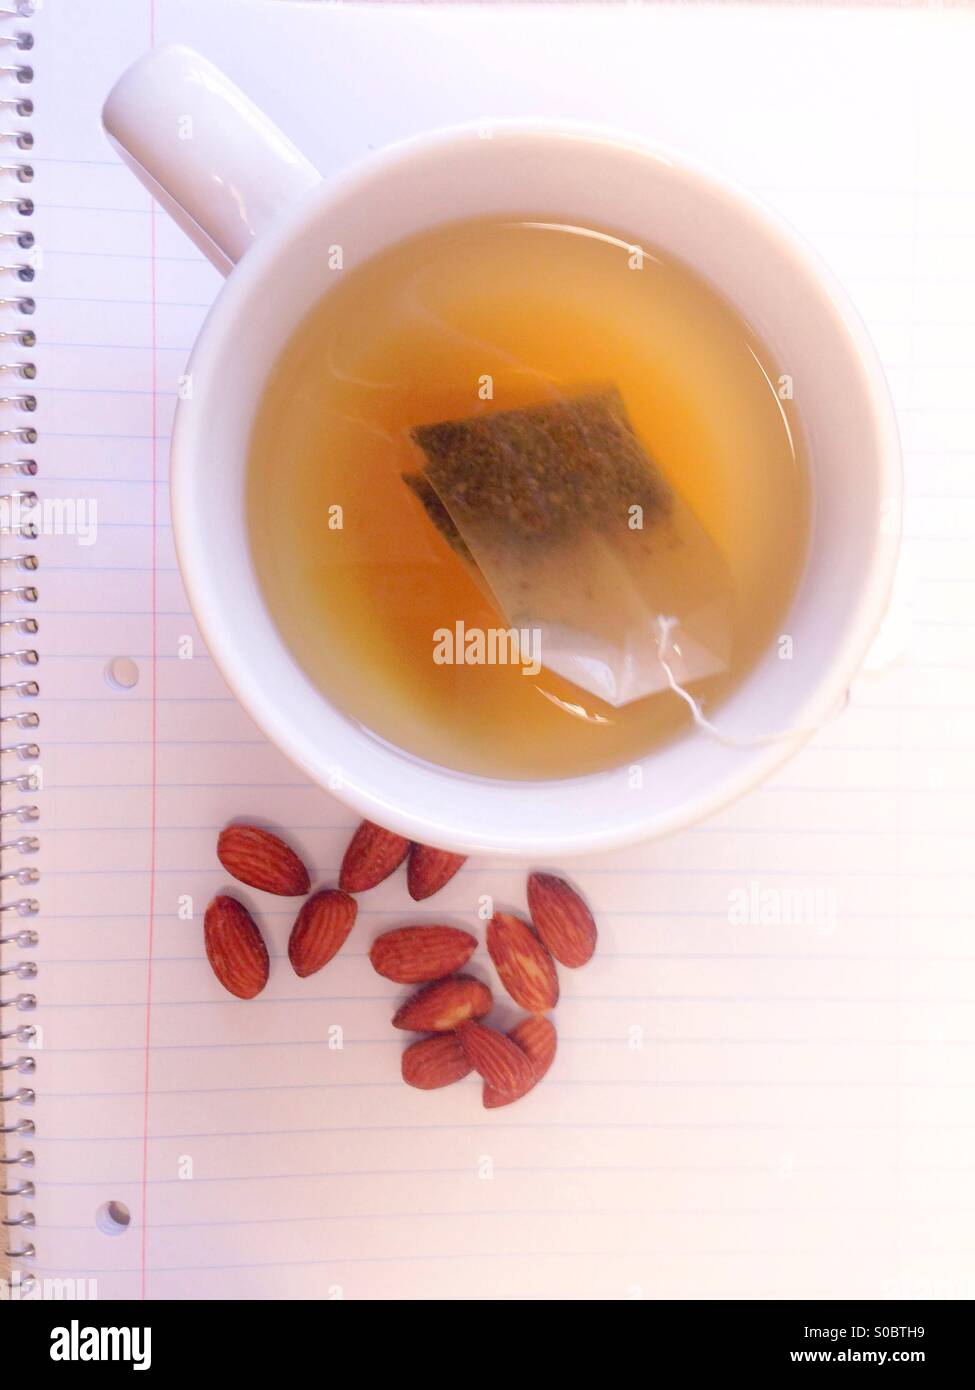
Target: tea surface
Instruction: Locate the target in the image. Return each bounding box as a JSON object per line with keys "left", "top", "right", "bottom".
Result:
{"left": 248, "top": 219, "right": 808, "bottom": 778}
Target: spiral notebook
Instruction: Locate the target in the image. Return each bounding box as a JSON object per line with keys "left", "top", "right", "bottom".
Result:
{"left": 3, "top": 0, "right": 975, "bottom": 1301}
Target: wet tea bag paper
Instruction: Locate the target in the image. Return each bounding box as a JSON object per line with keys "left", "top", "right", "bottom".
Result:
{"left": 406, "top": 389, "right": 733, "bottom": 707}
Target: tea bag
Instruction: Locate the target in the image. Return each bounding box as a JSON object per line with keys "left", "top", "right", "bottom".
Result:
{"left": 404, "top": 388, "right": 733, "bottom": 708}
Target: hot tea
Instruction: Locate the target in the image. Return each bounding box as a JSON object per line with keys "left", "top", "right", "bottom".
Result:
{"left": 248, "top": 218, "right": 808, "bottom": 779}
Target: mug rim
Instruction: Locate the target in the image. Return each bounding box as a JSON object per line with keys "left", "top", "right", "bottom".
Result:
{"left": 171, "top": 119, "right": 901, "bottom": 855}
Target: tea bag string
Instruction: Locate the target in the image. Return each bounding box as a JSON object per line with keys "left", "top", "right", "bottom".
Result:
{"left": 655, "top": 616, "right": 834, "bottom": 748}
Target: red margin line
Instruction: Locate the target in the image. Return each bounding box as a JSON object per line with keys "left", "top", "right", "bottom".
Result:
{"left": 139, "top": 0, "right": 159, "bottom": 1302}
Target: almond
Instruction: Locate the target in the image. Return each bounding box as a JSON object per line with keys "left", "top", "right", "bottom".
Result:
{"left": 527, "top": 872, "right": 597, "bottom": 967}
{"left": 392, "top": 974, "right": 492, "bottom": 1032}
{"left": 457, "top": 1020, "right": 535, "bottom": 1097}
{"left": 217, "top": 824, "right": 310, "bottom": 897}
{"left": 288, "top": 888, "right": 357, "bottom": 978}
{"left": 339, "top": 819, "right": 410, "bottom": 893}
{"left": 483, "top": 1015, "right": 557, "bottom": 1108}
{"left": 369, "top": 925, "right": 477, "bottom": 984}
{"left": 401, "top": 1034, "right": 472, "bottom": 1090}
{"left": 204, "top": 895, "right": 269, "bottom": 999}
{"left": 486, "top": 911, "right": 559, "bottom": 1012}
{"left": 407, "top": 843, "right": 467, "bottom": 901}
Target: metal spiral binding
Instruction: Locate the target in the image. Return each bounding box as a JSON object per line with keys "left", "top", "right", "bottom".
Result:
{"left": 0, "top": 0, "right": 35, "bottom": 1286}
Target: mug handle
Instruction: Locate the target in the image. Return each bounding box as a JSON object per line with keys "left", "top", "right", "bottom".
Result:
{"left": 102, "top": 45, "right": 322, "bottom": 275}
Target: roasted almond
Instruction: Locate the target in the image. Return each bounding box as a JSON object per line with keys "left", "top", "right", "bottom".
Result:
{"left": 204, "top": 895, "right": 269, "bottom": 999}
{"left": 457, "top": 1020, "right": 535, "bottom": 1097}
{"left": 483, "top": 1015, "right": 557, "bottom": 1108}
{"left": 486, "top": 911, "right": 559, "bottom": 1013}
{"left": 288, "top": 888, "right": 357, "bottom": 978}
{"left": 407, "top": 843, "right": 467, "bottom": 901}
{"left": 401, "top": 1034, "right": 472, "bottom": 1090}
{"left": 339, "top": 819, "right": 410, "bottom": 893}
{"left": 527, "top": 872, "right": 597, "bottom": 967}
{"left": 392, "top": 974, "right": 493, "bottom": 1032}
{"left": 369, "top": 925, "right": 477, "bottom": 984}
{"left": 217, "top": 824, "right": 310, "bottom": 897}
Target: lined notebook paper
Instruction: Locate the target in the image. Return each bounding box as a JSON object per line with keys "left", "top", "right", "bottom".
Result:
{"left": 3, "top": 0, "right": 975, "bottom": 1300}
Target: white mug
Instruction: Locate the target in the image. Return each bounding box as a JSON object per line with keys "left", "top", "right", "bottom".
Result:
{"left": 103, "top": 45, "right": 901, "bottom": 857}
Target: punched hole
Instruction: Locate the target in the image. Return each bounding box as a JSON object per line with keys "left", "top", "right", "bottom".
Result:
{"left": 95, "top": 1200, "right": 131, "bottom": 1236}
{"left": 105, "top": 655, "right": 139, "bottom": 690}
